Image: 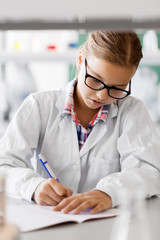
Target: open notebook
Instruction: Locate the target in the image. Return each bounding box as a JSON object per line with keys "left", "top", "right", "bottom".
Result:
{"left": 6, "top": 203, "right": 120, "bottom": 232}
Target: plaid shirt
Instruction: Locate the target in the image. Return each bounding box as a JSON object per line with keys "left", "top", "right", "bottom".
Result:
{"left": 63, "top": 81, "right": 110, "bottom": 150}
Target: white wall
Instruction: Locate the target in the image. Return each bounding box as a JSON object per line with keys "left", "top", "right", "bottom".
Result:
{"left": 0, "top": 0, "right": 159, "bottom": 21}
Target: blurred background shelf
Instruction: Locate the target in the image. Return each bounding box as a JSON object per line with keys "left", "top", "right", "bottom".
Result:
{"left": 0, "top": 50, "right": 78, "bottom": 63}
{"left": 0, "top": 50, "right": 160, "bottom": 65}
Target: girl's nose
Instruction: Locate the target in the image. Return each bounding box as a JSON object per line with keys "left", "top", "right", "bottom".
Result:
{"left": 96, "top": 88, "right": 108, "bottom": 100}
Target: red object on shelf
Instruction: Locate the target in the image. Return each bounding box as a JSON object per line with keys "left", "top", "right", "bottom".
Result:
{"left": 47, "top": 45, "right": 57, "bottom": 50}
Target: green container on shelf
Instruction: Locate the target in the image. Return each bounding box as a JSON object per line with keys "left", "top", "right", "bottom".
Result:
{"left": 68, "top": 32, "right": 89, "bottom": 82}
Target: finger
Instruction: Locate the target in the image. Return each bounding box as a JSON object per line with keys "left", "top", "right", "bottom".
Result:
{"left": 36, "top": 194, "right": 58, "bottom": 206}
{"left": 72, "top": 200, "right": 95, "bottom": 214}
{"left": 44, "top": 195, "right": 59, "bottom": 206}
{"left": 59, "top": 198, "right": 84, "bottom": 214}
{"left": 47, "top": 184, "right": 64, "bottom": 203}
{"left": 65, "top": 188, "right": 73, "bottom": 197}
{"left": 53, "top": 199, "right": 70, "bottom": 211}
{"left": 89, "top": 202, "right": 108, "bottom": 214}
{"left": 49, "top": 178, "right": 67, "bottom": 196}
{"left": 34, "top": 182, "right": 63, "bottom": 204}
{"left": 38, "top": 180, "right": 63, "bottom": 203}
{"left": 53, "top": 196, "right": 78, "bottom": 212}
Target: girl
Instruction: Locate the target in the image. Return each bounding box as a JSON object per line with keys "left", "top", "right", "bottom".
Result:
{"left": 0, "top": 31, "right": 160, "bottom": 214}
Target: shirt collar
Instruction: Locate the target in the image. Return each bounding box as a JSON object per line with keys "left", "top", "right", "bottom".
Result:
{"left": 63, "top": 79, "right": 110, "bottom": 124}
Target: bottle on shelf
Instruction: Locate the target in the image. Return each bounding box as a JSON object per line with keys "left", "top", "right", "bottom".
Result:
{"left": 143, "top": 30, "right": 158, "bottom": 53}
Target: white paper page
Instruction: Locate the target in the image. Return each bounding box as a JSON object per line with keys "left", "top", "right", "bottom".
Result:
{"left": 6, "top": 205, "right": 69, "bottom": 232}
{"left": 27, "top": 204, "right": 120, "bottom": 223}
{"left": 6, "top": 204, "right": 120, "bottom": 232}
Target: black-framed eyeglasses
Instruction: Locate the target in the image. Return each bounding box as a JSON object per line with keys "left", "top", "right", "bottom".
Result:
{"left": 84, "top": 58, "right": 131, "bottom": 100}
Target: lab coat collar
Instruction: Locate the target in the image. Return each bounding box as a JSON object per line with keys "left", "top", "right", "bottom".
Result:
{"left": 79, "top": 103, "right": 118, "bottom": 157}
{"left": 108, "top": 101, "right": 119, "bottom": 119}
{"left": 80, "top": 121, "right": 107, "bottom": 157}
{"left": 55, "top": 79, "right": 76, "bottom": 114}
{"left": 55, "top": 79, "right": 119, "bottom": 120}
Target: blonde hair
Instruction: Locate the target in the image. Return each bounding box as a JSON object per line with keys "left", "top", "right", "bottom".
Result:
{"left": 83, "top": 31, "right": 143, "bottom": 68}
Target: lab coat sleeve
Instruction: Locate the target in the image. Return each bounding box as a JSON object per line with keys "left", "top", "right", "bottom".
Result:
{"left": 0, "top": 94, "right": 45, "bottom": 201}
{"left": 95, "top": 99, "right": 160, "bottom": 207}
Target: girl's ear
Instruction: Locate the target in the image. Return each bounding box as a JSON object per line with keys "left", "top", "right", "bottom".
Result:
{"left": 76, "top": 49, "right": 84, "bottom": 71}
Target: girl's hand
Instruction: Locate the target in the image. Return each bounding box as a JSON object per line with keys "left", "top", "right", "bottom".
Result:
{"left": 33, "top": 178, "right": 73, "bottom": 206}
{"left": 53, "top": 190, "right": 112, "bottom": 214}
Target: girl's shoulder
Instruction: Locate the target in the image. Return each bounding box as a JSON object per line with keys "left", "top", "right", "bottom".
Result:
{"left": 117, "top": 95, "right": 145, "bottom": 110}
{"left": 30, "top": 80, "right": 74, "bottom": 104}
{"left": 26, "top": 88, "right": 65, "bottom": 110}
{"left": 18, "top": 89, "right": 64, "bottom": 117}
{"left": 29, "top": 80, "right": 75, "bottom": 110}
{"left": 116, "top": 96, "right": 150, "bottom": 122}
{"left": 108, "top": 96, "right": 146, "bottom": 121}
{"left": 32, "top": 88, "right": 63, "bottom": 101}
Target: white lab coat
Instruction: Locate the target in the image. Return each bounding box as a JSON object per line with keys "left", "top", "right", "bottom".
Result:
{"left": 0, "top": 80, "right": 160, "bottom": 207}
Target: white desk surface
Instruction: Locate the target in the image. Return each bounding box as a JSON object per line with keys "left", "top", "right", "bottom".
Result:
{"left": 7, "top": 196, "right": 160, "bottom": 240}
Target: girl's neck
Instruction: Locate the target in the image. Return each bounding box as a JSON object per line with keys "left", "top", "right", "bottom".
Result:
{"left": 74, "top": 84, "right": 99, "bottom": 114}
{"left": 74, "top": 85, "right": 100, "bottom": 129}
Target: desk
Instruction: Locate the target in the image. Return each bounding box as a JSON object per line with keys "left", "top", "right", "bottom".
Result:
{"left": 7, "top": 196, "right": 160, "bottom": 240}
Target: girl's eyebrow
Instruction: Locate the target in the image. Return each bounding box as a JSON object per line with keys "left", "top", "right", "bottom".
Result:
{"left": 89, "top": 68, "right": 103, "bottom": 80}
{"left": 89, "top": 68, "right": 128, "bottom": 87}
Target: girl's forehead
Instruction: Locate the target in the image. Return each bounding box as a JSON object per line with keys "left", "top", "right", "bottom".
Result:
{"left": 86, "top": 57, "right": 136, "bottom": 86}
{"left": 87, "top": 57, "right": 136, "bottom": 75}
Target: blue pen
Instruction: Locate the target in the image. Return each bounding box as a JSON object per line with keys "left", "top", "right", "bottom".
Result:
{"left": 38, "top": 154, "right": 60, "bottom": 183}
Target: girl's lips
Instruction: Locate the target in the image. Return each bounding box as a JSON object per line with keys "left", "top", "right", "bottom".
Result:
{"left": 90, "top": 99, "right": 103, "bottom": 106}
